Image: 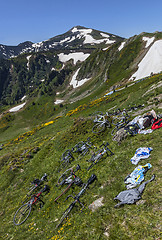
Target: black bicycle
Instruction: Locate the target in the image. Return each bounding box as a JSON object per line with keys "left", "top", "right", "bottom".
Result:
{"left": 13, "top": 174, "right": 49, "bottom": 226}
{"left": 59, "top": 149, "right": 75, "bottom": 170}
{"left": 87, "top": 142, "right": 114, "bottom": 170}
{"left": 56, "top": 174, "right": 97, "bottom": 228}
{"left": 72, "top": 138, "right": 96, "bottom": 160}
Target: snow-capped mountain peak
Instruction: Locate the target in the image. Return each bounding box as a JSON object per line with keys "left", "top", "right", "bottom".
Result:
{"left": 0, "top": 26, "right": 124, "bottom": 59}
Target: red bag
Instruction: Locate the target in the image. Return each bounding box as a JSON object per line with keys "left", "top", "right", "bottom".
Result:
{"left": 151, "top": 119, "right": 162, "bottom": 130}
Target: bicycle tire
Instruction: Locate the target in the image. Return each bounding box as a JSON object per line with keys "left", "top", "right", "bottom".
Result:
{"left": 13, "top": 203, "right": 32, "bottom": 225}
{"left": 111, "top": 124, "right": 126, "bottom": 136}
{"left": 112, "top": 116, "right": 123, "bottom": 126}
{"left": 111, "top": 126, "right": 119, "bottom": 136}
{"left": 105, "top": 120, "right": 111, "bottom": 128}
{"left": 92, "top": 122, "right": 106, "bottom": 133}
{"left": 57, "top": 168, "right": 73, "bottom": 185}
{"left": 60, "top": 150, "right": 74, "bottom": 169}
{"left": 56, "top": 204, "right": 74, "bottom": 228}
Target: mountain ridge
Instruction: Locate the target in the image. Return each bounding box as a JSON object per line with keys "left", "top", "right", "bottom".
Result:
{"left": 0, "top": 26, "right": 124, "bottom": 59}
{"left": 0, "top": 28, "right": 162, "bottom": 109}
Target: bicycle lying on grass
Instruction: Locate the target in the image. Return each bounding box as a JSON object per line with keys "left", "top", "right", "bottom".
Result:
{"left": 111, "top": 111, "right": 130, "bottom": 136}
{"left": 56, "top": 174, "right": 97, "bottom": 228}
{"left": 72, "top": 137, "right": 96, "bottom": 160}
{"left": 59, "top": 149, "right": 75, "bottom": 170}
{"left": 54, "top": 165, "right": 82, "bottom": 202}
{"left": 87, "top": 142, "right": 114, "bottom": 171}
{"left": 13, "top": 173, "right": 50, "bottom": 226}
{"left": 91, "top": 111, "right": 111, "bottom": 133}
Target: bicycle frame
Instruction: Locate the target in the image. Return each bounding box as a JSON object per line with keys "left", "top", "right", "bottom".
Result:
{"left": 22, "top": 173, "right": 47, "bottom": 204}
{"left": 56, "top": 174, "right": 97, "bottom": 228}
{"left": 72, "top": 138, "right": 96, "bottom": 159}
{"left": 87, "top": 143, "right": 114, "bottom": 170}
{"left": 59, "top": 150, "right": 75, "bottom": 170}
{"left": 29, "top": 188, "right": 45, "bottom": 205}
{"left": 54, "top": 165, "right": 82, "bottom": 202}
{"left": 92, "top": 112, "right": 111, "bottom": 133}
{"left": 13, "top": 174, "right": 49, "bottom": 226}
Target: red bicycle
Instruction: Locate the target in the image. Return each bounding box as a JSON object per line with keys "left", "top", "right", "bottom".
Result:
{"left": 13, "top": 174, "right": 49, "bottom": 226}
{"left": 54, "top": 165, "right": 82, "bottom": 202}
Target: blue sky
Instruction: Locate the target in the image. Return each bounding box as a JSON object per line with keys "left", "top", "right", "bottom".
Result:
{"left": 1, "top": 0, "right": 162, "bottom": 45}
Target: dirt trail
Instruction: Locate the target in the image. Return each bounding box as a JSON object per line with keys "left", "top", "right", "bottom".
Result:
{"left": 119, "top": 94, "right": 130, "bottom": 107}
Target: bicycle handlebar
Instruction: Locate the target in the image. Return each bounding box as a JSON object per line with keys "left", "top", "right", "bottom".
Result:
{"left": 66, "top": 174, "right": 97, "bottom": 201}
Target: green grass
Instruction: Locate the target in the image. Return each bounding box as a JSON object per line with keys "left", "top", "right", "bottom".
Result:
{"left": 0, "top": 74, "right": 161, "bottom": 240}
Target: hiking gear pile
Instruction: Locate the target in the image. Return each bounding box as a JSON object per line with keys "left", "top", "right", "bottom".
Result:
{"left": 113, "top": 109, "right": 161, "bottom": 143}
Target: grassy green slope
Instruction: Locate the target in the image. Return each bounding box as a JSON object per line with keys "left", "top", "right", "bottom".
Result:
{"left": 0, "top": 73, "right": 161, "bottom": 240}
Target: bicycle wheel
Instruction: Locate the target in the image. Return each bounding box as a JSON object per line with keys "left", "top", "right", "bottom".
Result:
{"left": 60, "top": 150, "right": 74, "bottom": 169}
{"left": 112, "top": 116, "right": 122, "bottom": 126}
{"left": 13, "top": 203, "right": 32, "bottom": 225}
{"left": 111, "top": 126, "right": 118, "bottom": 136}
{"left": 56, "top": 204, "right": 74, "bottom": 228}
{"left": 57, "top": 168, "right": 73, "bottom": 185}
{"left": 92, "top": 122, "right": 106, "bottom": 133}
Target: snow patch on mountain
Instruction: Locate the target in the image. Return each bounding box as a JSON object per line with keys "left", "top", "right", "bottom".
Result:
{"left": 142, "top": 37, "right": 155, "bottom": 48}
{"left": 71, "top": 27, "right": 116, "bottom": 45}
{"left": 32, "top": 42, "right": 43, "bottom": 49}
{"left": 130, "top": 40, "right": 162, "bottom": 81}
{"left": 26, "top": 55, "right": 32, "bottom": 70}
{"left": 9, "top": 102, "right": 26, "bottom": 112}
{"left": 72, "top": 27, "right": 92, "bottom": 34}
{"left": 21, "top": 95, "right": 26, "bottom": 101}
{"left": 58, "top": 52, "right": 90, "bottom": 64}
{"left": 118, "top": 41, "right": 126, "bottom": 51}
{"left": 100, "top": 33, "right": 110, "bottom": 38}
{"left": 70, "top": 68, "right": 90, "bottom": 88}
{"left": 84, "top": 34, "right": 115, "bottom": 45}
{"left": 60, "top": 37, "right": 71, "bottom": 44}
{"left": 67, "top": 36, "right": 76, "bottom": 43}
{"left": 54, "top": 99, "right": 64, "bottom": 104}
